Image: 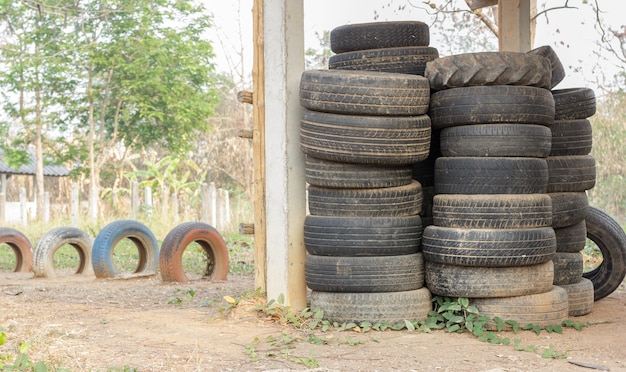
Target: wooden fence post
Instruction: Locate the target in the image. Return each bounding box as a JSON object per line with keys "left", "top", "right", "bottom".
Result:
{"left": 144, "top": 186, "right": 153, "bottom": 219}
{"left": 71, "top": 182, "right": 79, "bottom": 227}
{"left": 19, "top": 187, "right": 27, "bottom": 226}
{"left": 209, "top": 182, "right": 217, "bottom": 227}
{"left": 131, "top": 181, "right": 139, "bottom": 219}
{"left": 43, "top": 191, "right": 50, "bottom": 224}
{"left": 201, "top": 182, "right": 209, "bottom": 223}
{"left": 0, "top": 192, "right": 5, "bottom": 225}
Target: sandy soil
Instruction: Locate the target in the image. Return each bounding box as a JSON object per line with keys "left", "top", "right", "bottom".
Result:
{"left": 1, "top": 271, "right": 626, "bottom": 372}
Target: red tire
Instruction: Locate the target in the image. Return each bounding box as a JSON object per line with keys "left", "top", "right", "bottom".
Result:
{"left": 159, "top": 222, "right": 229, "bottom": 283}
{"left": 0, "top": 227, "right": 33, "bottom": 273}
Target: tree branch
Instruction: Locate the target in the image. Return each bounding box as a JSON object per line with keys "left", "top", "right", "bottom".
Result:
{"left": 532, "top": 0, "right": 578, "bottom": 21}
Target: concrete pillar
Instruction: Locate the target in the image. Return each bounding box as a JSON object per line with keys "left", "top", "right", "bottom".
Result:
{"left": 264, "top": 0, "right": 307, "bottom": 308}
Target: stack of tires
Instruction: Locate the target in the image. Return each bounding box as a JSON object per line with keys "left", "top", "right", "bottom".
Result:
{"left": 549, "top": 87, "right": 598, "bottom": 316}
{"left": 422, "top": 49, "right": 569, "bottom": 328}
{"left": 301, "top": 21, "right": 436, "bottom": 324}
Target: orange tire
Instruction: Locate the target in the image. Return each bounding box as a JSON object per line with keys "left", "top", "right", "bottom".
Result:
{"left": 0, "top": 227, "right": 33, "bottom": 273}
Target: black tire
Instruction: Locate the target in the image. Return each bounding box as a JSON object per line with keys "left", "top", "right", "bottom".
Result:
{"left": 552, "top": 88, "right": 596, "bottom": 120}
{"left": 546, "top": 155, "right": 596, "bottom": 193}
{"left": 91, "top": 220, "right": 159, "bottom": 278}
{"left": 555, "top": 220, "right": 587, "bottom": 253}
{"left": 422, "top": 226, "right": 556, "bottom": 267}
{"left": 432, "top": 194, "right": 552, "bottom": 229}
{"left": 308, "top": 180, "right": 422, "bottom": 217}
{"left": 527, "top": 45, "right": 566, "bottom": 89}
{"left": 549, "top": 192, "right": 589, "bottom": 228}
{"left": 304, "top": 156, "right": 413, "bottom": 189}
{"left": 558, "top": 278, "right": 594, "bottom": 316}
{"left": 428, "top": 86, "right": 555, "bottom": 130}
{"left": 425, "top": 52, "right": 551, "bottom": 90}
{"left": 305, "top": 253, "right": 424, "bottom": 292}
{"left": 440, "top": 124, "right": 552, "bottom": 158}
{"left": 329, "top": 46, "right": 439, "bottom": 76}
{"left": 304, "top": 215, "right": 422, "bottom": 256}
{"left": 300, "top": 110, "right": 431, "bottom": 166}
{"left": 549, "top": 119, "right": 593, "bottom": 156}
{"left": 434, "top": 157, "right": 549, "bottom": 195}
{"left": 583, "top": 207, "right": 626, "bottom": 301}
{"left": 552, "top": 252, "right": 583, "bottom": 285}
{"left": 159, "top": 222, "right": 229, "bottom": 283}
{"left": 330, "top": 21, "right": 430, "bottom": 53}
{"left": 32, "top": 227, "right": 93, "bottom": 278}
{"left": 425, "top": 260, "right": 554, "bottom": 298}
{"left": 0, "top": 227, "right": 33, "bottom": 273}
{"left": 299, "top": 69, "right": 430, "bottom": 116}
{"left": 472, "top": 286, "right": 569, "bottom": 330}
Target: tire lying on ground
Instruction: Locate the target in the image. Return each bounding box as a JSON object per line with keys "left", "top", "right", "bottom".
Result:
{"left": 425, "top": 260, "right": 554, "bottom": 298}
{"left": 428, "top": 86, "right": 555, "bottom": 130}
{"left": 91, "top": 220, "right": 159, "bottom": 278}
{"left": 310, "top": 288, "right": 432, "bottom": 324}
{"left": 329, "top": 46, "right": 439, "bottom": 76}
{"left": 305, "top": 156, "right": 413, "bottom": 189}
{"left": 583, "top": 206, "right": 626, "bottom": 301}
{"left": 558, "top": 278, "right": 594, "bottom": 316}
{"left": 330, "top": 21, "right": 430, "bottom": 54}
{"left": 425, "top": 52, "right": 552, "bottom": 90}
{"left": 305, "top": 253, "right": 425, "bottom": 292}
{"left": 471, "top": 286, "right": 569, "bottom": 330}
{"left": 0, "top": 227, "right": 33, "bottom": 273}
{"left": 159, "top": 222, "right": 229, "bottom": 283}
{"left": 32, "top": 227, "right": 93, "bottom": 278}
{"left": 527, "top": 45, "right": 566, "bottom": 89}
{"left": 304, "top": 215, "right": 422, "bottom": 256}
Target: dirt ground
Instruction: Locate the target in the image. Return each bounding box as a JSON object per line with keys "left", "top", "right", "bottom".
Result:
{"left": 1, "top": 271, "right": 626, "bottom": 372}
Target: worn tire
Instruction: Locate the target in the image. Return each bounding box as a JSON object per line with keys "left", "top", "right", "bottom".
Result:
{"left": 432, "top": 194, "right": 552, "bottom": 229}
{"left": 159, "top": 222, "right": 229, "bottom": 283}
{"left": 425, "top": 52, "right": 551, "bottom": 90}
{"left": 32, "top": 227, "right": 93, "bottom": 278}
{"left": 308, "top": 180, "right": 422, "bottom": 217}
{"left": 472, "top": 286, "right": 569, "bottom": 330}
{"left": 549, "top": 119, "right": 593, "bottom": 156}
{"left": 300, "top": 110, "right": 431, "bottom": 165}
{"left": 558, "top": 278, "right": 594, "bottom": 316}
{"left": 555, "top": 221, "right": 587, "bottom": 253}
{"left": 329, "top": 46, "right": 439, "bottom": 76}
{"left": 440, "top": 124, "right": 551, "bottom": 158}
{"left": 434, "top": 157, "right": 549, "bottom": 195}
{"left": 583, "top": 207, "right": 626, "bottom": 301}
{"left": 552, "top": 88, "right": 596, "bottom": 120}
{"left": 428, "top": 86, "right": 555, "bottom": 129}
{"left": 552, "top": 252, "right": 583, "bottom": 285}
{"left": 425, "top": 260, "right": 554, "bottom": 298}
{"left": 527, "top": 45, "right": 566, "bottom": 89}
{"left": 549, "top": 192, "right": 589, "bottom": 228}
{"left": 0, "top": 227, "right": 33, "bottom": 273}
{"left": 304, "top": 215, "right": 422, "bottom": 256}
{"left": 423, "top": 226, "right": 556, "bottom": 267}
{"left": 330, "top": 21, "right": 430, "bottom": 53}
{"left": 304, "top": 156, "right": 413, "bottom": 189}
{"left": 92, "top": 220, "right": 159, "bottom": 278}
{"left": 310, "top": 288, "right": 432, "bottom": 324}
{"left": 305, "top": 253, "right": 424, "bottom": 292}
{"left": 546, "top": 155, "right": 596, "bottom": 193}
{"left": 300, "top": 69, "right": 430, "bottom": 116}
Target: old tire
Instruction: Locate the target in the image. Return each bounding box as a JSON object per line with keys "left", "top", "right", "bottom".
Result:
{"left": 552, "top": 252, "right": 583, "bottom": 285}
{"left": 300, "top": 110, "right": 431, "bottom": 165}
{"left": 0, "top": 227, "right": 33, "bottom": 273}
{"left": 330, "top": 21, "right": 430, "bottom": 53}
{"left": 425, "top": 52, "right": 551, "bottom": 90}
{"left": 472, "top": 286, "right": 569, "bottom": 330}
{"left": 546, "top": 155, "right": 596, "bottom": 193}
{"left": 558, "top": 278, "right": 594, "bottom": 316}
{"left": 583, "top": 206, "right": 626, "bottom": 301}
{"left": 308, "top": 180, "right": 422, "bottom": 217}
{"left": 310, "top": 288, "right": 432, "bottom": 324}
{"left": 440, "top": 124, "right": 552, "bottom": 158}
{"left": 552, "top": 88, "right": 596, "bottom": 120}
{"left": 428, "top": 86, "right": 555, "bottom": 129}
{"left": 305, "top": 253, "right": 424, "bottom": 292}
{"left": 32, "top": 227, "right": 93, "bottom": 278}
{"left": 549, "top": 119, "right": 593, "bottom": 156}
{"left": 329, "top": 46, "right": 439, "bottom": 76}
{"left": 432, "top": 194, "right": 552, "bottom": 229}
{"left": 305, "top": 156, "right": 413, "bottom": 189}
{"left": 422, "top": 226, "right": 556, "bottom": 267}
{"left": 425, "top": 260, "right": 554, "bottom": 298}
{"left": 159, "top": 222, "right": 229, "bottom": 283}
{"left": 527, "top": 45, "right": 566, "bottom": 89}
{"left": 299, "top": 69, "right": 430, "bottom": 116}
{"left": 304, "top": 215, "right": 422, "bottom": 256}
{"left": 555, "top": 221, "right": 587, "bottom": 253}
{"left": 549, "top": 192, "right": 589, "bottom": 228}
{"left": 92, "top": 220, "right": 159, "bottom": 278}
{"left": 434, "top": 157, "right": 549, "bottom": 195}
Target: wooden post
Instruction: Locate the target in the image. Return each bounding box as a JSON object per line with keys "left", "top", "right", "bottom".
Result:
{"left": 0, "top": 192, "right": 5, "bottom": 225}
{"left": 209, "top": 182, "right": 217, "bottom": 226}
{"left": 131, "top": 181, "right": 139, "bottom": 219}
{"left": 201, "top": 182, "right": 209, "bottom": 223}
{"left": 498, "top": 0, "right": 534, "bottom": 52}
{"left": 90, "top": 185, "right": 98, "bottom": 222}
{"left": 71, "top": 182, "right": 79, "bottom": 227}
{"left": 43, "top": 191, "right": 50, "bottom": 224}
{"left": 0, "top": 173, "right": 6, "bottom": 194}
{"left": 144, "top": 186, "right": 152, "bottom": 219}
{"left": 19, "top": 187, "right": 27, "bottom": 226}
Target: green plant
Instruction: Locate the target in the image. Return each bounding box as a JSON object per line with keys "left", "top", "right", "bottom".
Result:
{"left": 167, "top": 289, "right": 196, "bottom": 305}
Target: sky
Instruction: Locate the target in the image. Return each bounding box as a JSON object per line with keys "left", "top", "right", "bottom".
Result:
{"left": 204, "top": 1, "right": 626, "bottom": 93}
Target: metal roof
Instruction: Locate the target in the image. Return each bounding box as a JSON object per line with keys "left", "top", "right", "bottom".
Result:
{"left": 0, "top": 149, "right": 70, "bottom": 177}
